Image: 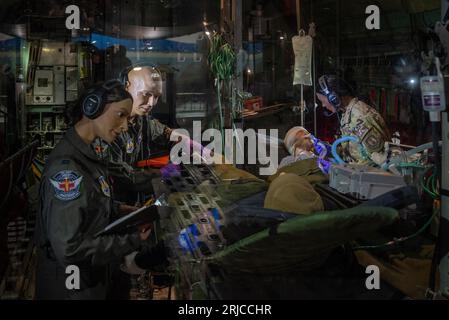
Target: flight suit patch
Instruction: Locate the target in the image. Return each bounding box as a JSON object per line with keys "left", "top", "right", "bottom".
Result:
{"left": 364, "top": 133, "right": 382, "bottom": 152}
{"left": 92, "top": 140, "right": 109, "bottom": 159}
{"left": 354, "top": 123, "right": 369, "bottom": 139}
{"left": 137, "top": 133, "right": 143, "bottom": 146}
{"left": 49, "top": 171, "right": 83, "bottom": 201}
{"left": 126, "top": 138, "right": 135, "bottom": 154}
{"left": 98, "top": 176, "right": 111, "bottom": 197}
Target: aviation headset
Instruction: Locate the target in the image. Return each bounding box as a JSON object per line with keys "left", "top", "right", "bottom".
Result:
{"left": 318, "top": 75, "right": 342, "bottom": 109}
{"left": 82, "top": 80, "right": 124, "bottom": 119}
{"left": 318, "top": 75, "right": 356, "bottom": 118}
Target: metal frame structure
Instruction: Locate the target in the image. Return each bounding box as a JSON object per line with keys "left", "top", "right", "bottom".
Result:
{"left": 440, "top": 0, "right": 449, "bottom": 299}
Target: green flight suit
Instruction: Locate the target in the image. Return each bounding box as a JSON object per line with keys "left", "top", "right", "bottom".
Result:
{"left": 35, "top": 127, "right": 142, "bottom": 300}
{"left": 93, "top": 116, "right": 171, "bottom": 173}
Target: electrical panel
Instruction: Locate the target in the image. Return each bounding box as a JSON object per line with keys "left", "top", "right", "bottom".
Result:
{"left": 24, "top": 41, "right": 79, "bottom": 159}
{"left": 54, "top": 66, "right": 65, "bottom": 105}
{"left": 32, "top": 68, "right": 54, "bottom": 104}
{"left": 65, "top": 66, "right": 78, "bottom": 102}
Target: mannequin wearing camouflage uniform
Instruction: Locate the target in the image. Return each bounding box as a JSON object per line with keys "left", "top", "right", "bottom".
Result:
{"left": 317, "top": 75, "right": 390, "bottom": 164}
{"left": 339, "top": 97, "right": 390, "bottom": 164}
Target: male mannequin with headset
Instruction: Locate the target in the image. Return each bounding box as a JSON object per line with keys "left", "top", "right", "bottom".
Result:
{"left": 90, "top": 65, "right": 174, "bottom": 205}
{"left": 316, "top": 75, "right": 390, "bottom": 165}
{"left": 92, "top": 65, "right": 172, "bottom": 172}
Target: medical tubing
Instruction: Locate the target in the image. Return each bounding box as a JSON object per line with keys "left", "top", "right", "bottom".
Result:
{"left": 331, "top": 136, "right": 359, "bottom": 164}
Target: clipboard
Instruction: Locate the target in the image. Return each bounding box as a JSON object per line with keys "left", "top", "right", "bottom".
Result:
{"left": 94, "top": 205, "right": 160, "bottom": 237}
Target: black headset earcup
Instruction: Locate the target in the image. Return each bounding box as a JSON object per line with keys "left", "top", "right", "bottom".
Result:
{"left": 83, "top": 94, "right": 100, "bottom": 119}
{"left": 327, "top": 93, "right": 341, "bottom": 108}
{"left": 82, "top": 94, "right": 101, "bottom": 119}
{"left": 82, "top": 80, "right": 122, "bottom": 119}
{"left": 319, "top": 75, "right": 339, "bottom": 109}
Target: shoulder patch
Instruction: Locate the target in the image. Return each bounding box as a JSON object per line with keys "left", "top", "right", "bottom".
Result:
{"left": 49, "top": 170, "right": 83, "bottom": 201}
{"left": 363, "top": 131, "right": 383, "bottom": 152}
{"left": 126, "top": 137, "right": 135, "bottom": 154}
{"left": 98, "top": 176, "right": 111, "bottom": 197}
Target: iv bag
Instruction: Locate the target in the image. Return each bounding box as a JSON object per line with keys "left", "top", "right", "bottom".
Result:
{"left": 292, "top": 34, "right": 313, "bottom": 86}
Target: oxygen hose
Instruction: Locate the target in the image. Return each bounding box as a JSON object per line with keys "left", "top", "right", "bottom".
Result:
{"left": 331, "top": 136, "right": 360, "bottom": 164}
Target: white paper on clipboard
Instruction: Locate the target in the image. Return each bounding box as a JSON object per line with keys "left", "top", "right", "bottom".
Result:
{"left": 292, "top": 33, "right": 313, "bottom": 86}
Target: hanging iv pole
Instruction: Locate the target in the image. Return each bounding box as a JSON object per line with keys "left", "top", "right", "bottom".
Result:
{"left": 310, "top": 22, "right": 317, "bottom": 136}
{"left": 295, "top": 0, "right": 305, "bottom": 127}
{"left": 311, "top": 1, "right": 317, "bottom": 136}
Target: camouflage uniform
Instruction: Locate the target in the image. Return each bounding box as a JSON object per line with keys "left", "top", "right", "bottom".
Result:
{"left": 339, "top": 98, "right": 390, "bottom": 164}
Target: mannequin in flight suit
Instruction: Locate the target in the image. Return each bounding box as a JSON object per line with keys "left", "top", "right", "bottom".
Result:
{"left": 35, "top": 81, "right": 151, "bottom": 300}
{"left": 90, "top": 65, "right": 175, "bottom": 208}
{"left": 90, "top": 66, "right": 177, "bottom": 276}
{"left": 92, "top": 66, "right": 172, "bottom": 175}
{"left": 91, "top": 66, "right": 215, "bottom": 274}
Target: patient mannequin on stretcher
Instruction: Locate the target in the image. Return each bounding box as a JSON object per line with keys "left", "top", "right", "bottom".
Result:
{"left": 279, "top": 126, "right": 316, "bottom": 169}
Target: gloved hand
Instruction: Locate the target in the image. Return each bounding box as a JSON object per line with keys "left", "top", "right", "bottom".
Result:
{"left": 120, "top": 251, "right": 146, "bottom": 275}
{"left": 134, "top": 241, "right": 169, "bottom": 272}
{"left": 160, "top": 163, "right": 182, "bottom": 179}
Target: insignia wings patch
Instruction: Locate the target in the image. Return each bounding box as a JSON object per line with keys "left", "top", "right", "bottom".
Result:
{"left": 50, "top": 171, "right": 83, "bottom": 201}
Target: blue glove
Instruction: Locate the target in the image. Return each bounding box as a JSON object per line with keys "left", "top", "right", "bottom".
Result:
{"left": 317, "top": 158, "right": 331, "bottom": 174}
